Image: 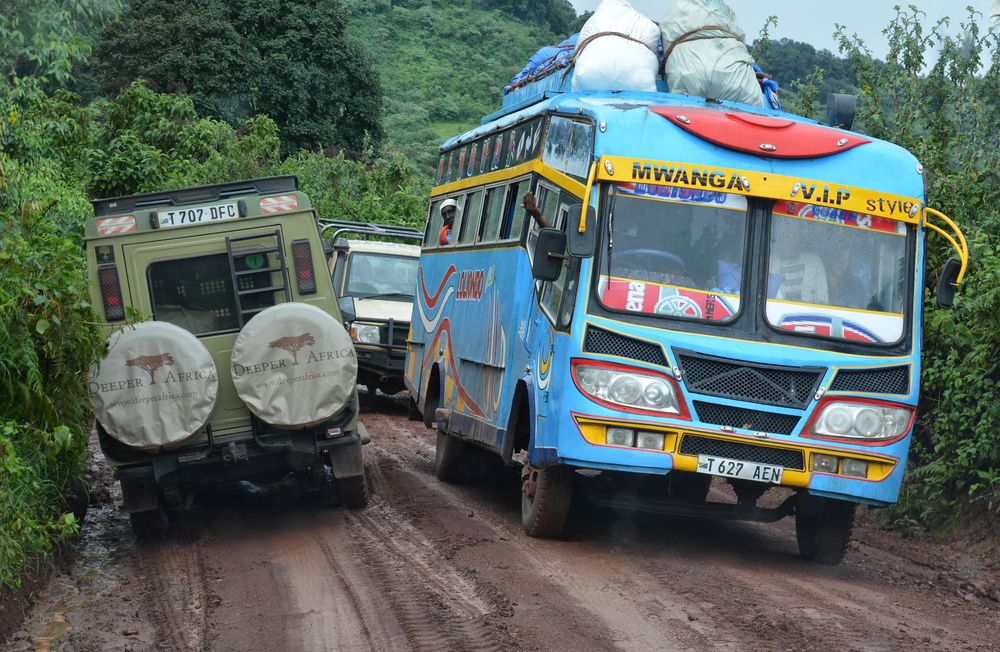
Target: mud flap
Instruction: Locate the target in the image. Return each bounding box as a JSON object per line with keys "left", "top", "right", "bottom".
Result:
{"left": 329, "top": 437, "right": 364, "bottom": 479}
{"left": 120, "top": 476, "right": 161, "bottom": 514}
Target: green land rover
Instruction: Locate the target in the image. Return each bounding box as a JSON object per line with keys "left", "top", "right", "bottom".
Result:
{"left": 85, "top": 176, "right": 368, "bottom": 536}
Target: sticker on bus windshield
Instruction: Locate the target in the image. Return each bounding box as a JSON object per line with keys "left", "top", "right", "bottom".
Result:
{"left": 774, "top": 200, "right": 906, "bottom": 235}
{"left": 598, "top": 276, "right": 740, "bottom": 323}
{"left": 617, "top": 183, "right": 748, "bottom": 211}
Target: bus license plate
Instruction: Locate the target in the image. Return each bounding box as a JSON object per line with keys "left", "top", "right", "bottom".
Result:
{"left": 159, "top": 202, "right": 240, "bottom": 229}
{"left": 696, "top": 455, "right": 783, "bottom": 484}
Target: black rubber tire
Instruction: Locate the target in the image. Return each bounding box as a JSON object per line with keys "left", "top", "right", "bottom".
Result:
{"left": 796, "top": 498, "right": 856, "bottom": 565}
{"left": 337, "top": 474, "right": 369, "bottom": 509}
{"left": 435, "top": 430, "right": 468, "bottom": 483}
{"left": 521, "top": 464, "right": 575, "bottom": 538}
{"left": 129, "top": 504, "right": 169, "bottom": 539}
{"left": 407, "top": 397, "right": 422, "bottom": 421}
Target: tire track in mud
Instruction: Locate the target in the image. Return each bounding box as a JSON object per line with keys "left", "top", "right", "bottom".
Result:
{"left": 342, "top": 503, "right": 510, "bottom": 651}
{"left": 134, "top": 537, "right": 216, "bottom": 652}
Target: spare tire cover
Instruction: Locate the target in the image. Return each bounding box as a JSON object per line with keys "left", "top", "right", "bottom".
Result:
{"left": 90, "top": 321, "right": 220, "bottom": 451}
{"left": 230, "top": 303, "right": 357, "bottom": 429}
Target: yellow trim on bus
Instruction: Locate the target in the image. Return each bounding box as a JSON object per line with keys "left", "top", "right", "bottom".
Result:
{"left": 431, "top": 159, "right": 587, "bottom": 198}
{"left": 923, "top": 207, "right": 969, "bottom": 284}
{"left": 598, "top": 155, "right": 923, "bottom": 224}
{"left": 578, "top": 160, "right": 598, "bottom": 233}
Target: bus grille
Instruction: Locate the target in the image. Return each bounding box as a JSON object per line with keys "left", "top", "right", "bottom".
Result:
{"left": 677, "top": 352, "right": 823, "bottom": 409}
{"left": 679, "top": 435, "right": 805, "bottom": 470}
{"left": 693, "top": 401, "right": 800, "bottom": 436}
{"left": 830, "top": 366, "right": 909, "bottom": 395}
{"left": 583, "top": 326, "right": 668, "bottom": 367}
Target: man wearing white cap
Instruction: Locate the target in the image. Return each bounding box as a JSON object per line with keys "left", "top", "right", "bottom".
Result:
{"left": 438, "top": 198, "right": 458, "bottom": 246}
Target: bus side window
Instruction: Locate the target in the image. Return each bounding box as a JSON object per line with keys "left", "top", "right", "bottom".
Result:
{"left": 502, "top": 178, "right": 529, "bottom": 241}
{"left": 425, "top": 199, "right": 443, "bottom": 248}
{"left": 479, "top": 185, "right": 507, "bottom": 243}
{"left": 539, "top": 205, "right": 572, "bottom": 324}
{"left": 459, "top": 189, "right": 484, "bottom": 244}
{"left": 527, "top": 181, "right": 560, "bottom": 264}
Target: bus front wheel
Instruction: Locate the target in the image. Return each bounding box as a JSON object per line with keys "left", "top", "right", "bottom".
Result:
{"left": 521, "top": 464, "right": 574, "bottom": 538}
{"left": 795, "top": 496, "right": 856, "bottom": 565}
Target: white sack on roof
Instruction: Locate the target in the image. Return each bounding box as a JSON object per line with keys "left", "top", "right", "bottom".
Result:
{"left": 572, "top": 0, "right": 660, "bottom": 92}
{"left": 660, "top": 0, "right": 763, "bottom": 106}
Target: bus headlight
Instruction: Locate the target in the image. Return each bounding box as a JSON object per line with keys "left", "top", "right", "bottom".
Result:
{"left": 807, "top": 399, "right": 915, "bottom": 442}
{"left": 350, "top": 323, "right": 380, "bottom": 344}
{"left": 572, "top": 360, "right": 688, "bottom": 418}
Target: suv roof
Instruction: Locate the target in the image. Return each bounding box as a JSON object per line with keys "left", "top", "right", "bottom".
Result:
{"left": 86, "top": 176, "right": 308, "bottom": 240}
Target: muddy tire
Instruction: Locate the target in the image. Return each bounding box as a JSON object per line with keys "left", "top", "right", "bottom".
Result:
{"left": 129, "top": 504, "right": 169, "bottom": 539}
{"left": 435, "top": 430, "right": 469, "bottom": 483}
{"left": 521, "top": 464, "right": 574, "bottom": 538}
{"left": 407, "top": 397, "right": 422, "bottom": 421}
{"left": 796, "top": 498, "right": 856, "bottom": 565}
{"left": 337, "top": 475, "right": 369, "bottom": 509}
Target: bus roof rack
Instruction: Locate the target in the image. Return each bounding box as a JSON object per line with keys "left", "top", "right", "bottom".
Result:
{"left": 91, "top": 176, "right": 298, "bottom": 217}
{"left": 317, "top": 219, "right": 423, "bottom": 243}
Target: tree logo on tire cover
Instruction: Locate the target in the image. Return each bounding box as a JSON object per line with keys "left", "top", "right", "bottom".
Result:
{"left": 125, "top": 353, "right": 176, "bottom": 384}
{"left": 268, "top": 333, "right": 316, "bottom": 364}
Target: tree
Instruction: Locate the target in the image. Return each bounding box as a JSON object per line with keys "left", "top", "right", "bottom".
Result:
{"left": 92, "top": 0, "right": 383, "bottom": 154}
{"left": 269, "top": 333, "right": 316, "bottom": 365}
{"left": 126, "top": 353, "right": 176, "bottom": 385}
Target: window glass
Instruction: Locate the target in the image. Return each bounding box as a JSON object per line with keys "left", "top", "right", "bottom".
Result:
{"left": 543, "top": 117, "right": 594, "bottom": 180}
{"left": 345, "top": 253, "right": 419, "bottom": 300}
{"left": 459, "top": 189, "right": 484, "bottom": 244}
{"left": 425, "top": 199, "right": 442, "bottom": 247}
{"left": 766, "top": 201, "right": 909, "bottom": 344}
{"left": 526, "top": 182, "right": 560, "bottom": 263}
{"left": 503, "top": 179, "right": 528, "bottom": 241}
{"left": 598, "top": 184, "right": 748, "bottom": 323}
{"left": 479, "top": 186, "right": 507, "bottom": 243}
{"left": 150, "top": 253, "right": 276, "bottom": 335}
{"left": 540, "top": 206, "right": 571, "bottom": 321}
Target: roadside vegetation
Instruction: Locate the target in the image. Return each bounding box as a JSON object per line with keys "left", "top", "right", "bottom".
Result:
{"left": 0, "top": 0, "right": 996, "bottom": 596}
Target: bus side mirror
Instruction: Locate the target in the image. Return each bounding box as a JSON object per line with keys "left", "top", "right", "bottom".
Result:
{"left": 936, "top": 257, "right": 961, "bottom": 310}
{"left": 568, "top": 206, "right": 597, "bottom": 258}
{"left": 532, "top": 228, "right": 567, "bottom": 282}
{"left": 338, "top": 296, "right": 357, "bottom": 323}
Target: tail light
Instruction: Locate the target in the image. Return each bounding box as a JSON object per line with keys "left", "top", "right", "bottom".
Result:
{"left": 291, "top": 239, "right": 317, "bottom": 294}
{"left": 98, "top": 264, "right": 126, "bottom": 321}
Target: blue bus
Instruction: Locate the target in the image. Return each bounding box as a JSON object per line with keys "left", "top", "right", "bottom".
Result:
{"left": 404, "top": 77, "right": 967, "bottom": 564}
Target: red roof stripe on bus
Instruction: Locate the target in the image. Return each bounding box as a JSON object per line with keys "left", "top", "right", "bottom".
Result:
{"left": 650, "top": 106, "right": 871, "bottom": 158}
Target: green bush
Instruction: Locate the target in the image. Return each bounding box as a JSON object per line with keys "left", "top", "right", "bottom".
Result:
{"left": 835, "top": 7, "right": 1000, "bottom": 528}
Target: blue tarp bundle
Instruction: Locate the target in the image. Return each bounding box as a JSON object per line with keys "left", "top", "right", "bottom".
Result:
{"left": 507, "top": 34, "right": 579, "bottom": 92}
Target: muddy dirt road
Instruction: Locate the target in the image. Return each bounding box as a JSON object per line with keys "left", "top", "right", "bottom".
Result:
{"left": 7, "top": 396, "right": 1000, "bottom": 651}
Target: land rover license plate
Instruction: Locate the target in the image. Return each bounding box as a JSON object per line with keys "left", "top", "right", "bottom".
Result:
{"left": 696, "top": 455, "right": 783, "bottom": 484}
{"left": 159, "top": 202, "right": 240, "bottom": 229}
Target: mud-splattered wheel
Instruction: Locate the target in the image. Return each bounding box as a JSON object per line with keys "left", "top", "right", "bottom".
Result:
{"left": 795, "top": 497, "right": 856, "bottom": 565}
{"left": 337, "top": 475, "right": 370, "bottom": 509}
{"left": 434, "top": 430, "right": 469, "bottom": 483}
{"left": 521, "top": 464, "right": 574, "bottom": 538}
{"left": 129, "top": 504, "right": 169, "bottom": 539}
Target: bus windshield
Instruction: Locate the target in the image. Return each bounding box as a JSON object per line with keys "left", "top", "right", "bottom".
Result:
{"left": 598, "top": 184, "right": 748, "bottom": 323}
{"left": 766, "top": 201, "right": 910, "bottom": 345}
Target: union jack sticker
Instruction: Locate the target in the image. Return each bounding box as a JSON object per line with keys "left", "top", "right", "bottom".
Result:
{"left": 260, "top": 195, "right": 299, "bottom": 213}
{"left": 96, "top": 215, "right": 136, "bottom": 235}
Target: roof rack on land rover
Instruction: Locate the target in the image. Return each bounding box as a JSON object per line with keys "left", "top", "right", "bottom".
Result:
{"left": 91, "top": 176, "right": 298, "bottom": 217}
{"left": 318, "top": 219, "right": 422, "bottom": 243}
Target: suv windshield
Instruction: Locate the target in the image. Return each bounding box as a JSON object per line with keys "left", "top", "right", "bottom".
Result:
{"left": 346, "top": 252, "right": 419, "bottom": 300}
{"left": 766, "top": 201, "right": 910, "bottom": 344}
{"left": 598, "top": 183, "right": 748, "bottom": 323}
